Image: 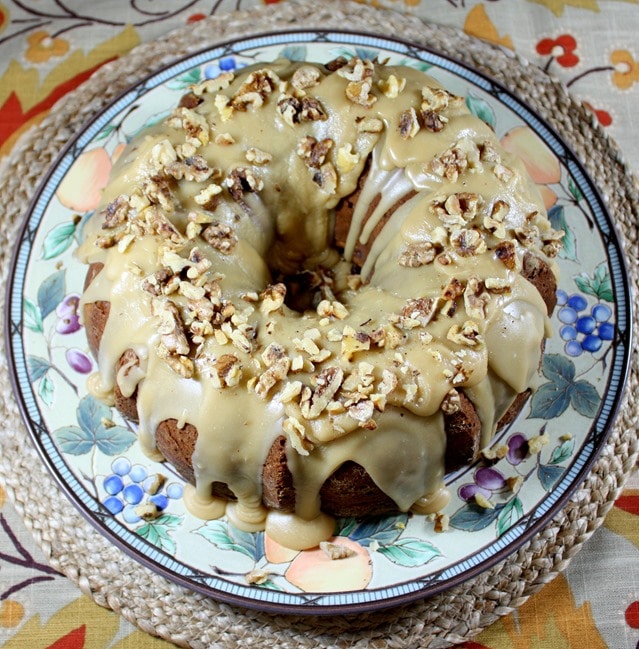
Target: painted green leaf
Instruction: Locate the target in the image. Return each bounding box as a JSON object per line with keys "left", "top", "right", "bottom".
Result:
{"left": 195, "top": 520, "right": 264, "bottom": 560}
{"left": 42, "top": 221, "right": 78, "bottom": 260}
{"left": 541, "top": 354, "right": 575, "bottom": 384}
{"left": 449, "top": 502, "right": 502, "bottom": 532}
{"left": 538, "top": 463, "right": 565, "bottom": 491}
{"left": 548, "top": 205, "right": 577, "bottom": 262}
{"left": 568, "top": 176, "right": 583, "bottom": 202}
{"left": 94, "top": 424, "right": 136, "bottom": 456}
{"left": 376, "top": 537, "right": 441, "bottom": 567}
{"left": 77, "top": 394, "right": 111, "bottom": 437}
{"left": 529, "top": 381, "right": 572, "bottom": 419}
{"left": 496, "top": 496, "right": 523, "bottom": 537}
{"left": 95, "top": 123, "right": 116, "bottom": 141}
{"left": 465, "top": 91, "right": 496, "bottom": 129}
{"left": 27, "top": 355, "right": 50, "bottom": 382}
{"left": 279, "top": 45, "right": 307, "bottom": 61}
{"left": 137, "top": 515, "right": 180, "bottom": 554}
{"left": 571, "top": 380, "right": 600, "bottom": 418}
{"left": 23, "top": 297, "right": 43, "bottom": 332}
{"left": 167, "top": 67, "right": 201, "bottom": 90}
{"left": 39, "top": 374, "right": 54, "bottom": 406}
{"left": 549, "top": 438, "right": 575, "bottom": 465}
{"left": 54, "top": 425, "right": 94, "bottom": 455}
{"left": 345, "top": 513, "right": 409, "bottom": 546}
{"left": 37, "top": 269, "right": 65, "bottom": 320}
{"left": 574, "top": 262, "right": 614, "bottom": 303}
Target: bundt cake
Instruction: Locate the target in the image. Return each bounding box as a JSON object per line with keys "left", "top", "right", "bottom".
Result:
{"left": 77, "top": 57, "right": 562, "bottom": 550}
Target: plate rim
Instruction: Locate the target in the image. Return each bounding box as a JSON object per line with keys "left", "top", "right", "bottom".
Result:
{"left": 4, "top": 27, "right": 634, "bottom": 616}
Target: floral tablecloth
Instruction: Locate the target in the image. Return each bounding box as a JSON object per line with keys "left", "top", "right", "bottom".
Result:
{"left": 0, "top": 1, "right": 638, "bottom": 647}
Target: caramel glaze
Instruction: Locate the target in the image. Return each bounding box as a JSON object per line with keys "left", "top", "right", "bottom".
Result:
{"left": 77, "top": 58, "right": 561, "bottom": 549}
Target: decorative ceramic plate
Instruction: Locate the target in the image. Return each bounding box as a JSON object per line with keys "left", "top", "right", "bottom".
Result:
{"left": 6, "top": 31, "right": 632, "bottom": 615}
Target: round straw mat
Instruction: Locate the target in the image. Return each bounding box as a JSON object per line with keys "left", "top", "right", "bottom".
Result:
{"left": 0, "top": 1, "right": 638, "bottom": 647}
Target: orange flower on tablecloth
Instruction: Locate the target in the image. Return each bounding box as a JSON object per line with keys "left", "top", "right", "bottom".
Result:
{"left": 26, "top": 30, "right": 70, "bottom": 64}
{"left": 610, "top": 49, "right": 639, "bottom": 90}
{"left": 536, "top": 34, "right": 579, "bottom": 68}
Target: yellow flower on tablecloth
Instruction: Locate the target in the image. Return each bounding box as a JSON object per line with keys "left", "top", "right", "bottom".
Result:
{"left": 26, "top": 30, "right": 70, "bottom": 64}
{"left": 0, "top": 484, "right": 5, "bottom": 509}
{"left": 610, "top": 49, "right": 639, "bottom": 90}
{"left": 0, "top": 600, "right": 24, "bottom": 629}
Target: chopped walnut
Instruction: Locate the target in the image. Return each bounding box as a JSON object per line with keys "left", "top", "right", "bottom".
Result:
{"left": 201, "top": 221, "right": 238, "bottom": 254}
{"left": 450, "top": 228, "right": 487, "bottom": 257}
{"left": 434, "top": 512, "right": 450, "bottom": 533}
{"left": 447, "top": 320, "right": 483, "bottom": 347}
{"left": 464, "top": 276, "right": 490, "bottom": 320}
{"left": 194, "top": 182, "right": 223, "bottom": 210}
{"left": 336, "top": 57, "right": 374, "bottom": 83}
{"left": 165, "top": 155, "right": 214, "bottom": 183}
{"left": 283, "top": 416, "right": 313, "bottom": 455}
{"left": 210, "top": 354, "right": 242, "bottom": 388}
{"left": 377, "top": 74, "right": 406, "bottom": 98}
{"left": 495, "top": 240, "right": 517, "bottom": 270}
{"left": 300, "top": 367, "right": 344, "bottom": 419}
{"left": 431, "top": 192, "right": 481, "bottom": 228}
{"left": 399, "top": 107, "right": 420, "bottom": 140}
{"left": 398, "top": 241, "right": 437, "bottom": 267}
{"left": 260, "top": 283, "right": 286, "bottom": 314}
{"left": 255, "top": 354, "right": 291, "bottom": 399}
{"left": 429, "top": 143, "right": 469, "bottom": 182}
{"left": 214, "top": 132, "right": 235, "bottom": 146}
{"left": 154, "top": 300, "right": 190, "bottom": 357}
{"left": 277, "top": 94, "right": 327, "bottom": 126}
{"left": 493, "top": 163, "right": 514, "bottom": 183}
{"left": 296, "top": 136, "right": 333, "bottom": 169}
{"left": 245, "top": 569, "right": 270, "bottom": 585}
{"left": 440, "top": 388, "right": 461, "bottom": 415}
{"left": 319, "top": 541, "right": 356, "bottom": 560}
{"left": 291, "top": 65, "right": 322, "bottom": 91}
{"left": 420, "top": 110, "right": 448, "bottom": 133}
{"left": 336, "top": 144, "right": 360, "bottom": 174}
{"left": 245, "top": 147, "right": 272, "bottom": 165}
{"left": 224, "top": 167, "right": 263, "bottom": 201}
{"left": 167, "top": 107, "right": 210, "bottom": 147}
{"left": 101, "top": 195, "right": 132, "bottom": 229}
{"left": 312, "top": 162, "right": 338, "bottom": 194}
{"left": 231, "top": 69, "right": 280, "bottom": 111}
{"left": 356, "top": 116, "right": 384, "bottom": 133}
{"left": 401, "top": 297, "right": 437, "bottom": 327}
{"left": 341, "top": 326, "right": 371, "bottom": 361}
{"left": 421, "top": 86, "right": 453, "bottom": 112}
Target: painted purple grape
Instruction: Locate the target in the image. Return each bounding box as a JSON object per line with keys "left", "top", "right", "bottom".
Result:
{"left": 598, "top": 322, "right": 614, "bottom": 340}
{"left": 507, "top": 433, "right": 528, "bottom": 465}
{"left": 66, "top": 348, "right": 92, "bottom": 373}
{"left": 55, "top": 294, "right": 81, "bottom": 334}
{"left": 103, "top": 474, "right": 124, "bottom": 495}
{"left": 567, "top": 294, "right": 587, "bottom": 311}
{"left": 475, "top": 467, "right": 506, "bottom": 490}
{"left": 458, "top": 483, "right": 491, "bottom": 502}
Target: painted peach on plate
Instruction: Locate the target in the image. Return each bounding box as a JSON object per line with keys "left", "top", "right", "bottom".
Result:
{"left": 56, "top": 147, "right": 112, "bottom": 212}
{"left": 285, "top": 537, "right": 372, "bottom": 593}
{"left": 264, "top": 534, "right": 300, "bottom": 564}
{"left": 501, "top": 125, "right": 561, "bottom": 210}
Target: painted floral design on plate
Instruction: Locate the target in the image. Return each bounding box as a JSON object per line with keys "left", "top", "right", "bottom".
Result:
{"left": 7, "top": 32, "right": 631, "bottom": 613}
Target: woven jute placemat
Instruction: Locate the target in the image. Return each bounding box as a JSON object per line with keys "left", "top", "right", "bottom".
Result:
{"left": 1, "top": 1, "right": 638, "bottom": 646}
